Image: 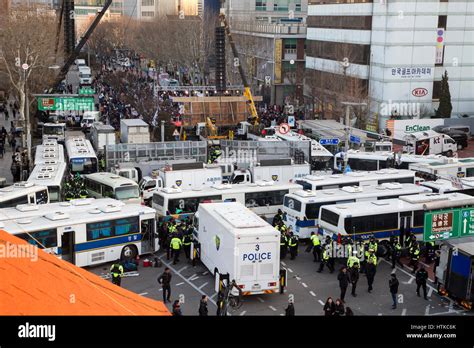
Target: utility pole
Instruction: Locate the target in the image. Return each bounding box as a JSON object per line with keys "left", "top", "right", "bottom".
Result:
{"left": 341, "top": 102, "right": 367, "bottom": 173}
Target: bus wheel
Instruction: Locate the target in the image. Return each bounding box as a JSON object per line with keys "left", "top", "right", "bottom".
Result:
{"left": 121, "top": 245, "right": 138, "bottom": 260}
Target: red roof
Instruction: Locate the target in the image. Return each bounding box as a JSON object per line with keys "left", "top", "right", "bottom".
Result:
{"left": 0, "top": 230, "right": 170, "bottom": 316}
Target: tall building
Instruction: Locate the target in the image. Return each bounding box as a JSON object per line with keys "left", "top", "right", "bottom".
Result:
{"left": 224, "top": 0, "right": 308, "bottom": 105}
{"left": 306, "top": 0, "right": 474, "bottom": 131}
{"left": 74, "top": 0, "right": 123, "bottom": 36}
{"left": 123, "top": 0, "right": 208, "bottom": 21}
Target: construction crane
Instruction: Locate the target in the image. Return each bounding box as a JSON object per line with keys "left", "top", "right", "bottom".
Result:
{"left": 218, "top": 10, "right": 259, "bottom": 126}
{"left": 53, "top": 0, "right": 113, "bottom": 90}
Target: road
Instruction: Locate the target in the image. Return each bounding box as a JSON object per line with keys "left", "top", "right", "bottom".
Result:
{"left": 88, "top": 245, "right": 472, "bottom": 316}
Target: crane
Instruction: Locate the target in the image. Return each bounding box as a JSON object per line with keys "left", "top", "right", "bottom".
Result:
{"left": 218, "top": 11, "right": 259, "bottom": 126}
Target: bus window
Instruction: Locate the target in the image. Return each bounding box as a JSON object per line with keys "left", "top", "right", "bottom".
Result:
{"left": 413, "top": 210, "right": 424, "bottom": 227}
{"left": 153, "top": 193, "right": 165, "bottom": 207}
{"left": 103, "top": 185, "right": 114, "bottom": 198}
{"left": 35, "top": 189, "right": 49, "bottom": 204}
{"left": 320, "top": 209, "right": 339, "bottom": 226}
{"left": 49, "top": 186, "right": 61, "bottom": 202}
{"left": 283, "top": 196, "right": 302, "bottom": 212}
{"left": 87, "top": 221, "right": 113, "bottom": 241}
{"left": 467, "top": 168, "right": 474, "bottom": 177}
{"left": 71, "top": 158, "right": 97, "bottom": 174}
{"left": 115, "top": 186, "right": 139, "bottom": 200}
{"left": 114, "top": 217, "right": 139, "bottom": 235}
{"left": 16, "top": 229, "right": 57, "bottom": 249}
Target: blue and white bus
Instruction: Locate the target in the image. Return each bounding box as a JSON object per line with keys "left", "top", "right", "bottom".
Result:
{"left": 2, "top": 199, "right": 157, "bottom": 267}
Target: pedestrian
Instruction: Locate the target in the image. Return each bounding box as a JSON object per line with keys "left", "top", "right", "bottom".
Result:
{"left": 182, "top": 232, "right": 192, "bottom": 260}
{"left": 366, "top": 249, "right": 377, "bottom": 293}
{"left": 157, "top": 267, "right": 172, "bottom": 303}
{"left": 389, "top": 273, "right": 399, "bottom": 309}
{"left": 170, "top": 233, "right": 182, "bottom": 265}
{"left": 172, "top": 300, "right": 182, "bottom": 316}
{"left": 415, "top": 265, "right": 429, "bottom": 300}
{"left": 110, "top": 260, "right": 124, "bottom": 286}
{"left": 323, "top": 297, "right": 335, "bottom": 316}
{"left": 345, "top": 307, "right": 354, "bottom": 316}
{"left": 391, "top": 237, "right": 403, "bottom": 269}
{"left": 337, "top": 266, "right": 350, "bottom": 302}
{"left": 348, "top": 260, "right": 360, "bottom": 297}
{"left": 272, "top": 209, "right": 283, "bottom": 226}
{"left": 334, "top": 299, "right": 345, "bottom": 316}
{"left": 285, "top": 301, "right": 295, "bottom": 316}
{"left": 288, "top": 232, "right": 298, "bottom": 260}
{"left": 198, "top": 295, "right": 208, "bottom": 316}
{"left": 310, "top": 231, "right": 321, "bottom": 262}
{"left": 317, "top": 245, "right": 334, "bottom": 273}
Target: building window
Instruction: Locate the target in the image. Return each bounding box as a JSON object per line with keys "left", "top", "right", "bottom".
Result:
{"left": 307, "top": 15, "right": 372, "bottom": 30}
{"left": 307, "top": 40, "right": 370, "bottom": 65}
{"left": 141, "top": 11, "right": 154, "bottom": 17}
{"left": 309, "top": 0, "right": 372, "bottom": 4}
{"left": 284, "top": 38, "right": 297, "bottom": 54}
{"left": 256, "top": 0, "right": 267, "bottom": 11}
{"left": 274, "top": 0, "right": 289, "bottom": 12}
{"left": 438, "top": 15, "right": 447, "bottom": 29}
{"left": 142, "top": 0, "right": 154, "bottom": 6}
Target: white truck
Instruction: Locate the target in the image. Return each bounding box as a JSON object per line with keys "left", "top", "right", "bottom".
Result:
{"left": 403, "top": 130, "right": 457, "bottom": 157}
{"left": 120, "top": 119, "right": 150, "bottom": 144}
{"left": 231, "top": 159, "right": 310, "bottom": 184}
{"left": 193, "top": 202, "right": 281, "bottom": 296}
{"left": 78, "top": 66, "right": 93, "bottom": 85}
{"left": 42, "top": 123, "right": 66, "bottom": 143}
{"left": 80, "top": 111, "right": 100, "bottom": 130}
{"left": 90, "top": 122, "right": 116, "bottom": 153}
{"left": 138, "top": 162, "right": 222, "bottom": 203}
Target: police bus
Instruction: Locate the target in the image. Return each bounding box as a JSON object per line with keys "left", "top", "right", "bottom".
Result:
{"left": 334, "top": 150, "right": 445, "bottom": 171}
{"left": 84, "top": 172, "right": 141, "bottom": 205}
{"left": 318, "top": 193, "right": 474, "bottom": 247}
{"left": 34, "top": 140, "right": 65, "bottom": 165}
{"left": 2, "top": 199, "right": 157, "bottom": 267}
{"left": 283, "top": 183, "right": 432, "bottom": 239}
{"left": 152, "top": 182, "right": 301, "bottom": 221}
{"left": 27, "top": 162, "right": 67, "bottom": 202}
{"left": 421, "top": 177, "right": 474, "bottom": 196}
{"left": 0, "top": 182, "right": 49, "bottom": 208}
{"left": 410, "top": 157, "right": 474, "bottom": 181}
{"left": 65, "top": 135, "right": 98, "bottom": 175}
{"left": 296, "top": 169, "right": 417, "bottom": 191}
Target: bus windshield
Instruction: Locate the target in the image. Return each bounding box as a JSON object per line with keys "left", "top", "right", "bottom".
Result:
{"left": 44, "top": 126, "right": 64, "bottom": 135}
{"left": 71, "top": 158, "right": 97, "bottom": 174}
{"left": 115, "top": 186, "right": 139, "bottom": 200}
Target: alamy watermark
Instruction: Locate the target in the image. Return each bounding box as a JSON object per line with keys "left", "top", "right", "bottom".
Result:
{"left": 380, "top": 100, "right": 421, "bottom": 118}
{"left": 218, "top": 148, "right": 258, "bottom": 164}
{"left": 0, "top": 242, "right": 38, "bottom": 262}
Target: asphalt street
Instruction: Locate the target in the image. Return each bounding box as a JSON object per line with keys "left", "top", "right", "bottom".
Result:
{"left": 88, "top": 245, "right": 472, "bottom": 316}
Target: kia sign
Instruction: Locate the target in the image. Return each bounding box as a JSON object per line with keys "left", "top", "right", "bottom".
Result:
{"left": 412, "top": 88, "right": 428, "bottom": 97}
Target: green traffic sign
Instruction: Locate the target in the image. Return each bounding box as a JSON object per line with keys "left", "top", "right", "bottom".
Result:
{"left": 423, "top": 207, "right": 474, "bottom": 242}
{"left": 79, "top": 88, "right": 95, "bottom": 95}
{"left": 37, "top": 97, "right": 94, "bottom": 111}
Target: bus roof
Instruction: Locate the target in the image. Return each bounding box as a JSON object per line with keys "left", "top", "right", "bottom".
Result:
{"left": 0, "top": 198, "right": 124, "bottom": 222}
{"left": 85, "top": 172, "right": 138, "bottom": 188}
{"left": 320, "top": 192, "right": 474, "bottom": 217}
{"left": 410, "top": 157, "right": 474, "bottom": 171}
{"left": 27, "top": 162, "right": 67, "bottom": 187}
{"left": 154, "top": 182, "right": 302, "bottom": 199}
{"left": 0, "top": 182, "right": 48, "bottom": 201}
{"left": 285, "top": 183, "right": 432, "bottom": 203}
{"left": 339, "top": 150, "right": 446, "bottom": 163}
{"left": 300, "top": 169, "right": 415, "bottom": 186}
{"left": 65, "top": 136, "right": 96, "bottom": 159}
{"left": 0, "top": 202, "right": 155, "bottom": 234}
{"left": 199, "top": 202, "right": 276, "bottom": 235}
{"left": 421, "top": 177, "right": 474, "bottom": 191}
{"left": 34, "top": 143, "right": 65, "bottom": 165}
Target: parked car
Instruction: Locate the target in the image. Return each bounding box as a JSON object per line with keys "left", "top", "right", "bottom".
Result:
{"left": 433, "top": 126, "right": 469, "bottom": 150}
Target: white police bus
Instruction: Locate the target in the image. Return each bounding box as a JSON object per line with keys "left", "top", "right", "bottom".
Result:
{"left": 334, "top": 150, "right": 445, "bottom": 171}
{"left": 2, "top": 199, "right": 157, "bottom": 267}
{"left": 84, "top": 172, "right": 141, "bottom": 205}
{"left": 0, "top": 182, "right": 49, "bottom": 208}
{"left": 27, "top": 162, "right": 67, "bottom": 202}
{"left": 152, "top": 182, "right": 301, "bottom": 221}
{"left": 421, "top": 177, "right": 474, "bottom": 196}
{"left": 65, "top": 135, "right": 98, "bottom": 175}
{"left": 296, "top": 169, "right": 417, "bottom": 191}
{"left": 34, "top": 140, "right": 65, "bottom": 165}
{"left": 318, "top": 193, "right": 474, "bottom": 245}
{"left": 283, "top": 183, "right": 432, "bottom": 239}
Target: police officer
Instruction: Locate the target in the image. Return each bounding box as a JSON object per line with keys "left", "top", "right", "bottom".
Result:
{"left": 272, "top": 209, "right": 284, "bottom": 227}
{"left": 415, "top": 265, "right": 429, "bottom": 300}
{"left": 348, "top": 253, "right": 360, "bottom": 297}
{"left": 366, "top": 249, "right": 377, "bottom": 293}
{"left": 182, "top": 232, "right": 192, "bottom": 260}
{"left": 170, "top": 234, "right": 183, "bottom": 265}
{"left": 387, "top": 234, "right": 398, "bottom": 261}
{"left": 317, "top": 245, "right": 334, "bottom": 273}
{"left": 110, "top": 260, "right": 124, "bottom": 286}
{"left": 391, "top": 237, "right": 403, "bottom": 269}
{"left": 368, "top": 236, "right": 378, "bottom": 255}
{"left": 279, "top": 229, "right": 288, "bottom": 260}
{"left": 288, "top": 232, "right": 298, "bottom": 260}
{"left": 310, "top": 231, "right": 321, "bottom": 262}
{"left": 360, "top": 240, "right": 367, "bottom": 274}
{"left": 409, "top": 243, "right": 420, "bottom": 274}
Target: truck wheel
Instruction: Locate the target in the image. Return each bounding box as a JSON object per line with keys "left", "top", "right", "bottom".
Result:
{"left": 121, "top": 244, "right": 138, "bottom": 260}
{"left": 446, "top": 150, "right": 453, "bottom": 157}
{"left": 457, "top": 144, "right": 463, "bottom": 150}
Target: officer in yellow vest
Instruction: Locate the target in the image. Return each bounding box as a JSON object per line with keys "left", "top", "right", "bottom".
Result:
{"left": 317, "top": 246, "right": 334, "bottom": 273}
{"left": 310, "top": 231, "right": 321, "bottom": 262}
{"left": 288, "top": 232, "right": 298, "bottom": 260}
{"left": 279, "top": 229, "right": 288, "bottom": 260}
{"left": 392, "top": 239, "right": 403, "bottom": 269}
{"left": 409, "top": 243, "right": 421, "bottom": 274}
{"left": 182, "top": 232, "right": 192, "bottom": 260}
{"left": 366, "top": 249, "right": 377, "bottom": 293}
{"left": 347, "top": 251, "right": 360, "bottom": 269}
{"left": 170, "top": 234, "right": 183, "bottom": 265}
{"left": 110, "top": 261, "right": 124, "bottom": 286}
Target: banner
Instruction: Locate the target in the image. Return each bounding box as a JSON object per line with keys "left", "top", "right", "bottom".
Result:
{"left": 274, "top": 39, "right": 283, "bottom": 84}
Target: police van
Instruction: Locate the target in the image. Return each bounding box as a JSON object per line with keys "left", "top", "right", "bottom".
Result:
{"left": 193, "top": 202, "right": 280, "bottom": 296}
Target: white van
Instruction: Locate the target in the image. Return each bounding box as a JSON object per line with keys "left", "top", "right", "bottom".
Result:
{"left": 79, "top": 66, "right": 92, "bottom": 85}
{"left": 75, "top": 59, "right": 86, "bottom": 68}
{"left": 81, "top": 111, "right": 100, "bottom": 130}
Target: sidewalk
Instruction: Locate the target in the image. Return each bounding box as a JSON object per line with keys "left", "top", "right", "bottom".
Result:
{"left": 0, "top": 98, "right": 20, "bottom": 185}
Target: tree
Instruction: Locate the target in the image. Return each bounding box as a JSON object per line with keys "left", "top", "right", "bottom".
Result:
{"left": 0, "top": 6, "right": 59, "bottom": 164}
{"left": 435, "top": 70, "right": 452, "bottom": 118}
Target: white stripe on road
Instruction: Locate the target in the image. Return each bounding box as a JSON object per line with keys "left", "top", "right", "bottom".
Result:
{"left": 378, "top": 313, "right": 383, "bottom": 316}
{"left": 309, "top": 291, "right": 316, "bottom": 297}
{"left": 301, "top": 283, "right": 308, "bottom": 288}
{"left": 381, "top": 259, "right": 437, "bottom": 292}
{"left": 318, "top": 300, "right": 324, "bottom": 306}
{"left": 158, "top": 258, "right": 217, "bottom": 306}
{"left": 281, "top": 262, "right": 286, "bottom": 266}
{"left": 407, "top": 277, "right": 415, "bottom": 284}
{"left": 425, "top": 305, "right": 430, "bottom": 316}
{"left": 240, "top": 311, "right": 247, "bottom": 316}
{"left": 427, "top": 287, "right": 433, "bottom": 298}
{"left": 202, "top": 271, "right": 209, "bottom": 276}
{"left": 257, "top": 297, "right": 265, "bottom": 303}
{"left": 269, "top": 306, "right": 277, "bottom": 311}
{"left": 178, "top": 266, "right": 188, "bottom": 273}
{"left": 188, "top": 273, "right": 197, "bottom": 280}
{"left": 139, "top": 292, "right": 148, "bottom": 296}
{"left": 158, "top": 288, "right": 163, "bottom": 291}
{"left": 287, "top": 268, "right": 293, "bottom": 273}
{"left": 175, "top": 282, "right": 184, "bottom": 286}
{"left": 295, "top": 276, "right": 301, "bottom": 280}
{"left": 402, "top": 309, "right": 407, "bottom": 316}
{"left": 198, "top": 282, "right": 209, "bottom": 290}
{"left": 210, "top": 293, "right": 217, "bottom": 300}
{"left": 279, "top": 313, "right": 285, "bottom": 316}
{"left": 190, "top": 276, "right": 200, "bottom": 281}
